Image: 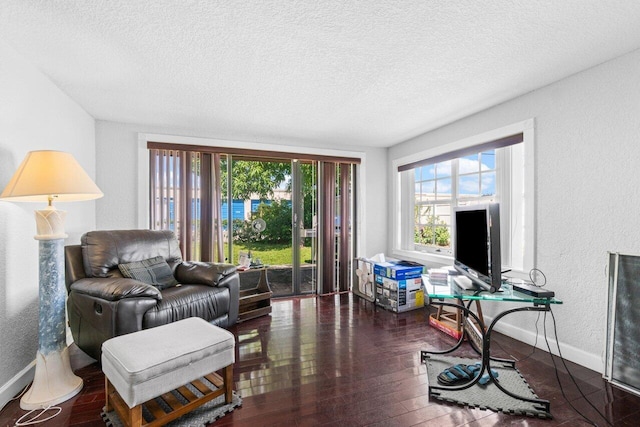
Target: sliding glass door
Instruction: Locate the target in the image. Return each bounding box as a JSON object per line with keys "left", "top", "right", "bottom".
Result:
{"left": 292, "top": 160, "right": 317, "bottom": 295}
{"left": 224, "top": 157, "right": 317, "bottom": 297}
{"left": 149, "top": 143, "right": 356, "bottom": 298}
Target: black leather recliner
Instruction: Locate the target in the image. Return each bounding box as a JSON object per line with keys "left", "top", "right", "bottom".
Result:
{"left": 65, "top": 229, "right": 239, "bottom": 360}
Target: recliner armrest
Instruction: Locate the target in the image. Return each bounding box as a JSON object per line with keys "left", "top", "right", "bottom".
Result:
{"left": 70, "top": 277, "right": 162, "bottom": 301}
{"left": 176, "top": 261, "right": 237, "bottom": 285}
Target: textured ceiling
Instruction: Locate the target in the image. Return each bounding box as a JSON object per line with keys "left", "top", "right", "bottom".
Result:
{"left": 2, "top": 1, "right": 640, "bottom": 148}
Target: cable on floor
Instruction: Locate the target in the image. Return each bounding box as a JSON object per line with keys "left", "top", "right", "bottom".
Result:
{"left": 9, "top": 384, "right": 29, "bottom": 402}
{"left": 493, "top": 311, "right": 542, "bottom": 363}
{"left": 14, "top": 406, "right": 62, "bottom": 426}
{"left": 545, "top": 308, "right": 613, "bottom": 427}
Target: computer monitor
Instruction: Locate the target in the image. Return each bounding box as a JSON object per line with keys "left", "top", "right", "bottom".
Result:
{"left": 453, "top": 203, "right": 501, "bottom": 293}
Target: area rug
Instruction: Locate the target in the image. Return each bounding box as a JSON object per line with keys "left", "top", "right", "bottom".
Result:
{"left": 101, "top": 381, "right": 242, "bottom": 427}
{"left": 423, "top": 354, "right": 552, "bottom": 419}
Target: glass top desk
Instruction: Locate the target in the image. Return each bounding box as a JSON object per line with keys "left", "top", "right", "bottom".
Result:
{"left": 423, "top": 277, "right": 563, "bottom": 305}
{"left": 421, "top": 276, "right": 562, "bottom": 416}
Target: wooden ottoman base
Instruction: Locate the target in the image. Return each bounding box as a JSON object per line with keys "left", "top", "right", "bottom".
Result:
{"left": 101, "top": 318, "right": 235, "bottom": 426}
{"left": 105, "top": 365, "right": 233, "bottom": 427}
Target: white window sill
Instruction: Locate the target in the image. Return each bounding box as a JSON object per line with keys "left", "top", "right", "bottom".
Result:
{"left": 390, "top": 249, "right": 453, "bottom": 268}
{"left": 390, "top": 249, "right": 529, "bottom": 283}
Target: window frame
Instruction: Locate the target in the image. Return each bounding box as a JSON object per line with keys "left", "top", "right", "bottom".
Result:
{"left": 391, "top": 120, "right": 535, "bottom": 274}
{"left": 410, "top": 151, "right": 500, "bottom": 256}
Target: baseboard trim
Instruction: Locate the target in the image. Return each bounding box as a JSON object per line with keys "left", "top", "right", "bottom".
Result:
{"left": 489, "top": 317, "right": 604, "bottom": 374}
{"left": 0, "top": 360, "right": 35, "bottom": 411}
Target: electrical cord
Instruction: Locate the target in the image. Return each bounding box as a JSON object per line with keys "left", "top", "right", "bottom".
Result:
{"left": 514, "top": 268, "right": 608, "bottom": 425}
{"left": 499, "top": 268, "right": 609, "bottom": 424}
{"left": 512, "top": 311, "right": 542, "bottom": 363}
{"left": 529, "top": 268, "right": 547, "bottom": 287}
{"left": 545, "top": 308, "right": 613, "bottom": 427}
{"left": 456, "top": 268, "right": 610, "bottom": 424}
{"left": 5, "top": 384, "right": 64, "bottom": 426}
{"left": 502, "top": 268, "right": 547, "bottom": 288}
{"left": 14, "top": 406, "right": 62, "bottom": 426}
{"left": 9, "top": 384, "right": 29, "bottom": 402}
{"left": 502, "top": 267, "right": 548, "bottom": 288}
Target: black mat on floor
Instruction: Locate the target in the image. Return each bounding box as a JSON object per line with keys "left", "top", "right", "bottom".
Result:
{"left": 423, "top": 354, "right": 552, "bottom": 419}
{"left": 101, "top": 388, "right": 242, "bottom": 426}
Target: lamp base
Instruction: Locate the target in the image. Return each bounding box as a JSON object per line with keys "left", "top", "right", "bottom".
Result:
{"left": 20, "top": 347, "right": 83, "bottom": 410}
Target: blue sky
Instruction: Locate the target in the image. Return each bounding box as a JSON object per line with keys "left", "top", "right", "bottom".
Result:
{"left": 415, "top": 150, "right": 496, "bottom": 198}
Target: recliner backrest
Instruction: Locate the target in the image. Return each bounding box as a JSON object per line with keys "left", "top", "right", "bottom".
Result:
{"left": 81, "top": 229, "right": 183, "bottom": 278}
{"left": 65, "top": 245, "right": 86, "bottom": 292}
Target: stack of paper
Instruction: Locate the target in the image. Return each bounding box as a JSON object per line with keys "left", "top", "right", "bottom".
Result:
{"left": 428, "top": 268, "right": 449, "bottom": 285}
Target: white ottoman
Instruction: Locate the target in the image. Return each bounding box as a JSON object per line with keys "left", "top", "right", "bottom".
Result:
{"left": 102, "top": 317, "right": 235, "bottom": 427}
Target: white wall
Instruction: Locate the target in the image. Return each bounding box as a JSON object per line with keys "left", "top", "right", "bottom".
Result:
{"left": 389, "top": 48, "right": 640, "bottom": 372}
{"left": 95, "top": 121, "right": 388, "bottom": 260}
{"left": 0, "top": 40, "right": 96, "bottom": 409}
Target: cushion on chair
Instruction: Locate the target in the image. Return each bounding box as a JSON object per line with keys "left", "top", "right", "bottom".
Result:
{"left": 82, "top": 229, "right": 182, "bottom": 278}
{"left": 118, "top": 256, "right": 178, "bottom": 290}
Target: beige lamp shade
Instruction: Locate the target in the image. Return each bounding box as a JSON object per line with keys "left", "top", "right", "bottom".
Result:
{"left": 0, "top": 150, "right": 103, "bottom": 203}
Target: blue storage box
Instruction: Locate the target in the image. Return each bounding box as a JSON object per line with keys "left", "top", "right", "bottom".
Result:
{"left": 374, "top": 260, "right": 425, "bottom": 280}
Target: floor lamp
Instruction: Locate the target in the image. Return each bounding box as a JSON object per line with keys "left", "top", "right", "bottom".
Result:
{"left": 0, "top": 150, "right": 103, "bottom": 410}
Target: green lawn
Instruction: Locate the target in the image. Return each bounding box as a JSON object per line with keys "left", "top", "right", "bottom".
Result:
{"left": 223, "top": 242, "right": 313, "bottom": 266}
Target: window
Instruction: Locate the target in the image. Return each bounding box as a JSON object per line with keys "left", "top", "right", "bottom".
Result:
{"left": 393, "top": 121, "right": 534, "bottom": 273}
{"left": 413, "top": 149, "right": 499, "bottom": 253}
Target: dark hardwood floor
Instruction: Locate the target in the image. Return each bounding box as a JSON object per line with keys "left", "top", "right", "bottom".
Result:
{"left": 2, "top": 294, "right": 639, "bottom": 426}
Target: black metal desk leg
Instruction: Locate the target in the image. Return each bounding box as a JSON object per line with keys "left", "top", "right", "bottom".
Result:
{"left": 484, "top": 304, "right": 552, "bottom": 412}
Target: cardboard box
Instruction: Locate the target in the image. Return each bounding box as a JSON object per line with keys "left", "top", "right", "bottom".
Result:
{"left": 375, "top": 277, "right": 425, "bottom": 313}
{"left": 398, "top": 287, "right": 425, "bottom": 312}
{"left": 374, "top": 260, "right": 425, "bottom": 280}
{"left": 375, "top": 283, "right": 389, "bottom": 310}
{"left": 428, "top": 305, "right": 485, "bottom": 345}
{"left": 428, "top": 314, "right": 463, "bottom": 340}
{"left": 375, "top": 276, "right": 422, "bottom": 291}
{"left": 464, "top": 316, "right": 484, "bottom": 350}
